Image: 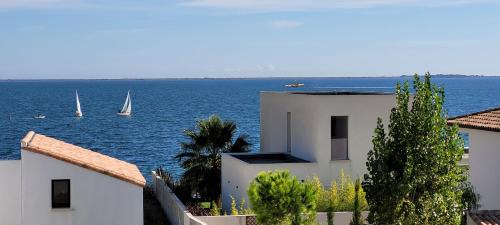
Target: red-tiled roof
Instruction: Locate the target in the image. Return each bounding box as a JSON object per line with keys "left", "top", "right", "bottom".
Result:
{"left": 469, "top": 210, "right": 500, "bottom": 225}
{"left": 21, "top": 131, "right": 146, "bottom": 187}
{"left": 448, "top": 107, "right": 500, "bottom": 132}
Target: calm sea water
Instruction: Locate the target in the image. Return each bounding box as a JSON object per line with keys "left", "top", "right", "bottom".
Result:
{"left": 1, "top": 77, "right": 499, "bottom": 180}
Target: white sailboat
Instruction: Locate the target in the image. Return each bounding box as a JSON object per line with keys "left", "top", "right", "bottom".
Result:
{"left": 75, "top": 90, "right": 83, "bottom": 117}
{"left": 117, "top": 91, "right": 132, "bottom": 116}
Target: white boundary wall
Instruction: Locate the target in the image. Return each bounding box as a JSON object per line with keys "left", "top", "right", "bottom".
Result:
{"left": 196, "top": 212, "right": 367, "bottom": 225}
{"left": 0, "top": 160, "right": 21, "bottom": 225}
{"left": 152, "top": 172, "right": 367, "bottom": 225}
{"left": 152, "top": 171, "right": 207, "bottom": 225}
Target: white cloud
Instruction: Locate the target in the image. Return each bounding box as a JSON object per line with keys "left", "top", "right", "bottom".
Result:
{"left": 181, "top": 0, "right": 498, "bottom": 11}
{"left": 270, "top": 20, "right": 303, "bottom": 29}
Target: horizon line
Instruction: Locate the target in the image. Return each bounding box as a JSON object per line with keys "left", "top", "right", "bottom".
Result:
{"left": 0, "top": 74, "right": 494, "bottom": 81}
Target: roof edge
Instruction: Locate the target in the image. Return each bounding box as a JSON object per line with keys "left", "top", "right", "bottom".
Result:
{"left": 22, "top": 145, "right": 146, "bottom": 187}
{"left": 21, "top": 132, "right": 146, "bottom": 188}
{"left": 447, "top": 106, "right": 500, "bottom": 120}
{"left": 447, "top": 121, "right": 500, "bottom": 133}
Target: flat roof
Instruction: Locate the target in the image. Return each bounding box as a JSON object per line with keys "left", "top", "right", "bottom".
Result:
{"left": 262, "top": 91, "right": 395, "bottom": 95}
{"left": 230, "top": 153, "right": 311, "bottom": 164}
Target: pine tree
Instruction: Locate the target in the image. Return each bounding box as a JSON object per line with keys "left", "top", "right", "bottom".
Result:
{"left": 363, "top": 73, "right": 465, "bottom": 225}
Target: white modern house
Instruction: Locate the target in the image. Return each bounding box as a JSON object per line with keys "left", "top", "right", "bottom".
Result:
{"left": 0, "top": 131, "right": 146, "bottom": 225}
{"left": 448, "top": 108, "right": 500, "bottom": 210}
{"left": 221, "top": 91, "right": 396, "bottom": 211}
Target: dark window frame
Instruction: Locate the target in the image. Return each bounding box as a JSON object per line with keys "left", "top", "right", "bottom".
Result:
{"left": 331, "top": 116, "right": 349, "bottom": 160}
{"left": 51, "top": 179, "right": 70, "bottom": 208}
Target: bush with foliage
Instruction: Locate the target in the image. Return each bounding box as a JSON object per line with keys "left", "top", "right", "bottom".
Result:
{"left": 248, "top": 170, "right": 317, "bottom": 225}
{"left": 210, "top": 201, "right": 221, "bottom": 216}
{"left": 313, "top": 170, "right": 367, "bottom": 212}
{"left": 363, "top": 73, "right": 466, "bottom": 225}
{"left": 230, "top": 195, "right": 239, "bottom": 215}
{"left": 349, "top": 179, "right": 365, "bottom": 225}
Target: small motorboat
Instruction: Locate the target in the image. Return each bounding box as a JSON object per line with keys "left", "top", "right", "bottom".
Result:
{"left": 285, "top": 81, "right": 305, "bottom": 87}
{"left": 34, "top": 114, "right": 46, "bottom": 119}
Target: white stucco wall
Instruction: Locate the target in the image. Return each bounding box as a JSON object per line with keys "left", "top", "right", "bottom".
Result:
{"left": 221, "top": 153, "right": 317, "bottom": 212}
{"left": 260, "top": 92, "right": 394, "bottom": 184}
{"left": 464, "top": 128, "right": 500, "bottom": 210}
{"left": 21, "top": 150, "right": 143, "bottom": 225}
{"left": 0, "top": 160, "right": 22, "bottom": 225}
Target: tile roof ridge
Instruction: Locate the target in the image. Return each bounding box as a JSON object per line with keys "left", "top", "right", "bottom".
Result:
{"left": 448, "top": 106, "right": 500, "bottom": 120}
{"left": 20, "top": 131, "right": 36, "bottom": 148}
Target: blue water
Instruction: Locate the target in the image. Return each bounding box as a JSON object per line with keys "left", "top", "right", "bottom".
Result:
{"left": 1, "top": 77, "right": 499, "bottom": 180}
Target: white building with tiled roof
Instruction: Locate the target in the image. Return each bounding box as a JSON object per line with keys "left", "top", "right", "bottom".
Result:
{"left": 0, "top": 131, "right": 145, "bottom": 225}
{"left": 448, "top": 107, "right": 500, "bottom": 210}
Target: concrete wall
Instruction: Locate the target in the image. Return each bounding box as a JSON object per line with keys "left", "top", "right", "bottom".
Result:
{"left": 0, "top": 160, "right": 22, "bottom": 225}
{"left": 151, "top": 172, "right": 207, "bottom": 225}
{"left": 196, "top": 216, "right": 246, "bottom": 225}
{"left": 464, "top": 128, "right": 500, "bottom": 210}
{"left": 260, "top": 92, "right": 394, "bottom": 184}
{"left": 221, "top": 153, "right": 318, "bottom": 212}
{"left": 21, "top": 150, "right": 143, "bottom": 225}
{"left": 316, "top": 212, "right": 368, "bottom": 225}
{"left": 197, "top": 212, "right": 367, "bottom": 225}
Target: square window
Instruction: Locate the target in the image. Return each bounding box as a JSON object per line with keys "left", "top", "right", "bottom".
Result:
{"left": 52, "top": 179, "right": 70, "bottom": 208}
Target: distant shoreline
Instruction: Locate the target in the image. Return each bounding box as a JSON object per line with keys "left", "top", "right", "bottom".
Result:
{"left": 0, "top": 74, "right": 497, "bottom": 81}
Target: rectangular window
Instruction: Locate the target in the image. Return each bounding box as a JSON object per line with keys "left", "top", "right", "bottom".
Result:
{"left": 331, "top": 116, "right": 348, "bottom": 160}
{"left": 52, "top": 179, "right": 70, "bottom": 208}
{"left": 287, "top": 112, "right": 291, "bottom": 153}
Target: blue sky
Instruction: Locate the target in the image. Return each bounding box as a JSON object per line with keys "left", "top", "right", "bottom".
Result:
{"left": 1, "top": 0, "right": 500, "bottom": 79}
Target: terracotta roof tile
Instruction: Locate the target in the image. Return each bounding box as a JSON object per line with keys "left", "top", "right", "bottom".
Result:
{"left": 448, "top": 107, "right": 500, "bottom": 132}
{"left": 469, "top": 211, "right": 500, "bottom": 225}
{"left": 21, "top": 131, "right": 145, "bottom": 187}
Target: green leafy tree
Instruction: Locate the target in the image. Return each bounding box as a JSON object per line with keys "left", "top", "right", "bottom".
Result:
{"left": 176, "top": 114, "right": 251, "bottom": 205}
{"left": 363, "top": 73, "right": 465, "bottom": 225}
{"left": 248, "top": 170, "right": 317, "bottom": 225}
{"left": 349, "top": 179, "right": 365, "bottom": 225}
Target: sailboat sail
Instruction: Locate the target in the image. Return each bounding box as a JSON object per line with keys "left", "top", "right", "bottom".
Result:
{"left": 118, "top": 91, "right": 132, "bottom": 116}
{"left": 75, "top": 90, "right": 82, "bottom": 117}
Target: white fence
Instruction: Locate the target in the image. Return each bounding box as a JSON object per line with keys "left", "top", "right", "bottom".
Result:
{"left": 151, "top": 171, "right": 207, "bottom": 225}
{"left": 196, "top": 212, "right": 367, "bottom": 225}
{"left": 152, "top": 171, "right": 367, "bottom": 225}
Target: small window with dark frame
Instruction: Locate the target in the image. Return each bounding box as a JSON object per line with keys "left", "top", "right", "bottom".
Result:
{"left": 52, "top": 179, "right": 70, "bottom": 208}
{"left": 331, "top": 116, "right": 348, "bottom": 160}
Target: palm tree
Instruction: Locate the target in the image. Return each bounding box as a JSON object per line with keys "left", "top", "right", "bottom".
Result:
{"left": 175, "top": 114, "right": 251, "bottom": 204}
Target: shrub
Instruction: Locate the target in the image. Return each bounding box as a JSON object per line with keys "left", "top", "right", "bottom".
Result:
{"left": 238, "top": 198, "right": 253, "bottom": 215}
{"left": 313, "top": 170, "right": 367, "bottom": 213}
{"left": 248, "top": 170, "right": 317, "bottom": 225}
{"left": 230, "top": 195, "right": 239, "bottom": 215}
{"left": 349, "top": 179, "right": 365, "bottom": 225}
{"left": 210, "top": 201, "right": 221, "bottom": 216}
